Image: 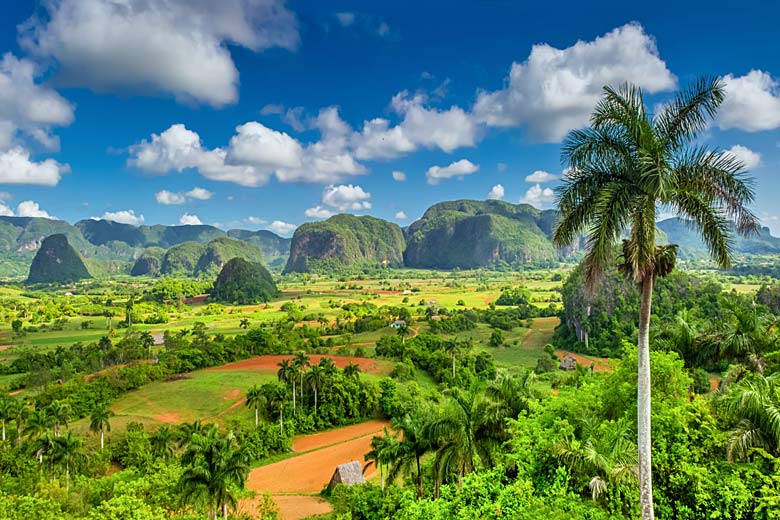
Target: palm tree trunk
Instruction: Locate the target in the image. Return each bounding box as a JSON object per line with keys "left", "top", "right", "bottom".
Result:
{"left": 100, "top": 428, "right": 104, "bottom": 450}
{"left": 292, "top": 380, "right": 296, "bottom": 414}
{"left": 2, "top": 420, "right": 5, "bottom": 442}
{"left": 638, "top": 276, "right": 655, "bottom": 520}
{"left": 380, "top": 464, "right": 384, "bottom": 491}
{"left": 255, "top": 407, "right": 259, "bottom": 427}
{"left": 223, "top": 502, "right": 228, "bottom": 519}
{"left": 416, "top": 454, "right": 423, "bottom": 499}
{"left": 314, "top": 386, "right": 318, "bottom": 414}
{"left": 452, "top": 353, "right": 456, "bottom": 379}
{"left": 279, "top": 408, "right": 284, "bottom": 435}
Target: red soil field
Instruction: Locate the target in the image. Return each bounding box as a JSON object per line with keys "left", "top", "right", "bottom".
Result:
{"left": 555, "top": 350, "right": 614, "bottom": 371}
{"left": 245, "top": 420, "right": 389, "bottom": 520}
{"left": 210, "top": 355, "right": 392, "bottom": 376}
{"left": 0, "top": 345, "right": 12, "bottom": 352}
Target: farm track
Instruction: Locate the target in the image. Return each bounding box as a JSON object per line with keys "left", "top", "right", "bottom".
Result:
{"left": 245, "top": 419, "right": 390, "bottom": 520}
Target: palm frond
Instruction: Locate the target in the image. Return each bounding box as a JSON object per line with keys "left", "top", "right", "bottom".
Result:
{"left": 654, "top": 77, "right": 725, "bottom": 150}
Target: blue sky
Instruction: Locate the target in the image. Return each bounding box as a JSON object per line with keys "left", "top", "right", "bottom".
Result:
{"left": 0, "top": 0, "right": 778, "bottom": 236}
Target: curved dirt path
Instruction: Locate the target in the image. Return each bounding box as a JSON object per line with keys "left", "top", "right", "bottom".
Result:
{"left": 245, "top": 420, "right": 389, "bottom": 520}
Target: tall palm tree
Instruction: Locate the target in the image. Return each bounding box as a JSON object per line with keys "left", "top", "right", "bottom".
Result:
{"left": 318, "top": 357, "right": 338, "bottom": 377}
{"left": 428, "top": 387, "right": 501, "bottom": 493}
{"left": 653, "top": 309, "right": 702, "bottom": 368}
{"left": 51, "top": 432, "right": 84, "bottom": 492}
{"left": 245, "top": 385, "right": 266, "bottom": 427}
{"left": 397, "top": 323, "right": 411, "bottom": 345}
{"left": 178, "top": 430, "right": 250, "bottom": 520}
{"left": 277, "top": 359, "right": 296, "bottom": 414}
{"left": 717, "top": 373, "right": 780, "bottom": 461}
{"left": 387, "top": 411, "right": 432, "bottom": 499}
{"left": 485, "top": 370, "right": 540, "bottom": 437}
{"left": 262, "top": 383, "right": 287, "bottom": 435}
{"left": 0, "top": 397, "right": 19, "bottom": 442}
{"left": 293, "top": 351, "right": 310, "bottom": 404}
{"left": 47, "top": 400, "right": 71, "bottom": 436}
{"left": 552, "top": 78, "right": 758, "bottom": 520}
{"left": 443, "top": 340, "right": 463, "bottom": 380}
{"left": 151, "top": 425, "right": 176, "bottom": 461}
{"left": 364, "top": 427, "right": 398, "bottom": 490}
{"left": 89, "top": 406, "right": 113, "bottom": 450}
{"left": 306, "top": 365, "right": 327, "bottom": 415}
{"left": 177, "top": 420, "right": 217, "bottom": 448}
{"left": 24, "top": 408, "right": 53, "bottom": 457}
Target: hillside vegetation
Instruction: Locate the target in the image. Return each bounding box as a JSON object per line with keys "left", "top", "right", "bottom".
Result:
{"left": 26, "top": 234, "right": 91, "bottom": 284}
{"left": 285, "top": 214, "right": 406, "bottom": 273}
{"left": 209, "top": 257, "right": 279, "bottom": 303}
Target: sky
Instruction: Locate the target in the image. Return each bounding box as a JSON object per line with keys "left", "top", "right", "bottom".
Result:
{"left": 0, "top": 0, "right": 778, "bottom": 237}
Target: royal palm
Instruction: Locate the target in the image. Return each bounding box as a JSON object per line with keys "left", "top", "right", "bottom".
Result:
{"left": 553, "top": 78, "right": 758, "bottom": 519}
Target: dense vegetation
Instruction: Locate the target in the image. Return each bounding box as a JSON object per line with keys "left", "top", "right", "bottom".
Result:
{"left": 26, "top": 234, "right": 91, "bottom": 284}
{"left": 285, "top": 214, "right": 406, "bottom": 273}
{"left": 210, "top": 258, "right": 279, "bottom": 304}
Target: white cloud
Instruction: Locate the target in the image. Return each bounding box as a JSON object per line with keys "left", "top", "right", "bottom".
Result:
{"left": 16, "top": 200, "right": 55, "bottom": 219}
{"left": 20, "top": 0, "right": 299, "bottom": 107}
{"left": 304, "top": 206, "right": 335, "bottom": 219}
{"left": 0, "top": 53, "right": 75, "bottom": 152}
{"left": 0, "top": 147, "right": 69, "bottom": 186}
{"left": 155, "top": 190, "right": 186, "bottom": 205}
{"left": 322, "top": 184, "right": 372, "bottom": 211}
{"left": 473, "top": 23, "right": 676, "bottom": 142}
{"left": 179, "top": 213, "right": 203, "bottom": 226}
{"left": 487, "top": 184, "right": 505, "bottom": 200}
{"left": 226, "top": 122, "right": 303, "bottom": 168}
{"left": 245, "top": 216, "right": 267, "bottom": 225}
{"left": 718, "top": 71, "right": 780, "bottom": 132}
{"left": 395, "top": 211, "right": 408, "bottom": 219}
{"left": 0, "top": 202, "right": 12, "bottom": 216}
{"left": 520, "top": 184, "right": 556, "bottom": 208}
{"left": 101, "top": 209, "right": 144, "bottom": 225}
{"left": 185, "top": 187, "right": 213, "bottom": 200}
{"left": 156, "top": 186, "right": 214, "bottom": 205}
{"left": 723, "top": 145, "right": 762, "bottom": 170}
{"left": 353, "top": 91, "right": 479, "bottom": 160}
{"left": 267, "top": 220, "right": 296, "bottom": 236}
{"left": 391, "top": 170, "right": 406, "bottom": 181}
{"left": 525, "top": 170, "right": 559, "bottom": 183}
{"left": 335, "top": 12, "right": 355, "bottom": 26}
{"left": 425, "top": 159, "right": 479, "bottom": 185}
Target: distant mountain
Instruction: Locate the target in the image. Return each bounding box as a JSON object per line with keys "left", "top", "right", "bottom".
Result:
{"left": 131, "top": 237, "right": 265, "bottom": 278}
{"left": 285, "top": 214, "right": 406, "bottom": 273}
{"left": 210, "top": 257, "right": 279, "bottom": 304}
{"left": 130, "top": 247, "right": 166, "bottom": 276}
{"left": 26, "top": 234, "right": 91, "bottom": 284}
{"left": 658, "top": 218, "right": 780, "bottom": 257}
{"left": 193, "top": 237, "right": 265, "bottom": 277}
{"left": 76, "top": 219, "right": 225, "bottom": 248}
{"left": 227, "top": 229, "right": 291, "bottom": 257}
{"left": 404, "top": 200, "right": 559, "bottom": 269}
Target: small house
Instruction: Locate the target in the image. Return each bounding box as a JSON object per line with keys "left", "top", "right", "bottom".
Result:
{"left": 559, "top": 354, "right": 578, "bottom": 371}
{"left": 327, "top": 461, "right": 366, "bottom": 491}
{"left": 389, "top": 320, "right": 407, "bottom": 329}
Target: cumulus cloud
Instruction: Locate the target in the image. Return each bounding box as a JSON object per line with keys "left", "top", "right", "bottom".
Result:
{"left": 525, "top": 170, "right": 559, "bottom": 183}
{"left": 101, "top": 209, "right": 144, "bottom": 225}
{"left": 245, "top": 216, "right": 266, "bottom": 225}
{"left": 304, "top": 206, "right": 334, "bottom": 219}
{"left": 487, "top": 184, "right": 505, "bottom": 200}
{"left": 267, "top": 220, "right": 296, "bottom": 236}
{"left": 353, "top": 91, "right": 479, "bottom": 160}
{"left": 0, "top": 202, "right": 12, "bottom": 216}
{"left": 473, "top": 23, "right": 676, "bottom": 142}
{"left": 392, "top": 170, "right": 407, "bottom": 181}
{"left": 520, "top": 184, "right": 556, "bottom": 208}
{"left": 179, "top": 213, "right": 203, "bottom": 225}
{"left": 185, "top": 187, "right": 213, "bottom": 200}
{"left": 723, "top": 145, "right": 762, "bottom": 170}
{"left": 335, "top": 12, "right": 355, "bottom": 26}
{"left": 155, "top": 190, "right": 186, "bottom": 205}
{"left": 0, "top": 147, "right": 69, "bottom": 185}
{"left": 395, "top": 211, "right": 408, "bottom": 219}
{"left": 0, "top": 53, "right": 75, "bottom": 151}
{"left": 718, "top": 71, "right": 780, "bottom": 132}
{"left": 16, "top": 200, "right": 55, "bottom": 219}
{"left": 322, "top": 184, "right": 372, "bottom": 211}
{"left": 226, "top": 122, "right": 303, "bottom": 168}
{"left": 19, "top": 0, "right": 299, "bottom": 107}
{"left": 425, "top": 159, "right": 479, "bottom": 185}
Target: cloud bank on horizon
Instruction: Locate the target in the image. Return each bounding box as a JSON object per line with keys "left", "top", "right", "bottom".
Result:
{"left": 0, "top": 1, "right": 778, "bottom": 235}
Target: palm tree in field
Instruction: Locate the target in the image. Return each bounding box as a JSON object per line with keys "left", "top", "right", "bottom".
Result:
{"left": 47, "top": 400, "right": 71, "bottom": 436}
{"left": 25, "top": 408, "right": 54, "bottom": 453}
{"left": 293, "top": 351, "right": 311, "bottom": 404}
{"left": 397, "top": 323, "right": 411, "bottom": 344}
{"left": 89, "top": 406, "right": 113, "bottom": 450}
{"left": 277, "top": 359, "right": 297, "bottom": 414}
{"left": 344, "top": 361, "right": 362, "bottom": 380}
{"left": 429, "top": 387, "right": 501, "bottom": 494}
{"left": 443, "top": 340, "right": 462, "bottom": 380}
{"left": 51, "top": 432, "right": 83, "bottom": 491}
{"left": 718, "top": 373, "right": 780, "bottom": 461}
{"left": 552, "top": 78, "right": 759, "bottom": 519}
{"left": 306, "top": 365, "right": 327, "bottom": 414}
{"left": 245, "top": 385, "right": 266, "bottom": 427}
{"left": 177, "top": 420, "right": 217, "bottom": 448}
{"left": 387, "top": 411, "right": 433, "bottom": 499}
{"left": 263, "top": 383, "right": 287, "bottom": 435}
{"left": 178, "top": 431, "right": 250, "bottom": 520}
{"left": 151, "top": 425, "right": 176, "bottom": 461}
{"left": 318, "top": 357, "right": 338, "bottom": 377}
{"left": 33, "top": 431, "right": 57, "bottom": 470}
{"left": 0, "top": 397, "right": 19, "bottom": 442}
{"left": 486, "top": 370, "right": 539, "bottom": 429}
{"left": 140, "top": 330, "right": 154, "bottom": 358}
{"left": 239, "top": 318, "right": 250, "bottom": 329}
{"left": 364, "top": 427, "right": 398, "bottom": 490}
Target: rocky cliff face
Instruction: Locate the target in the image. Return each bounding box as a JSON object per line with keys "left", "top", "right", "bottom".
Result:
{"left": 26, "top": 234, "right": 91, "bottom": 284}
